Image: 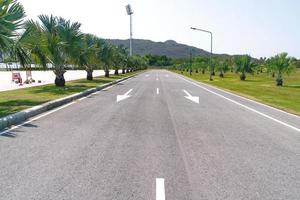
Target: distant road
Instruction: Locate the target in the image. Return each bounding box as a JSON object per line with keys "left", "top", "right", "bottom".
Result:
{"left": 0, "top": 70, "right": 299, "bottom": 200}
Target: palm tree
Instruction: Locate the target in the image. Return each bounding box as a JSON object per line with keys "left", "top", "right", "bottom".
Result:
{"left": 0, "top": 0, "right": 25, "bottom": 51}
{"left": 76, "top": 34, "right": 99, "bottom": 80}
{"left": 209, "top": 57, "right": 218, "bottom": 80}
{"left": 26, "top": 15, "right": 83, "bottom": 86}
{"left": 234, "top": 55, "right": 255, "bottom": 80}
{"left": 117, "top": 45, "right": 129, "bottom": 74}
{"left": 194, "top": 57, "right": 208, "bottom": 74}
{"left": 11, "top": 26, "right": 32, "bottom": 76}
{"left": 255, "top": 57, "right": 267, "bottom": 74}
{"left": 125, "top": 57, "right": 132, "bottom": 73}
{"left": 268, "top": 53, "right": 295, "bottom": 86}
{"left": 98, "top": 41, "right": 113, "bottom": 77}
{"left": 216, "top": 58, "right": 229, "bottom": 78}
{"left": 18, "top": 20, "right": 48, "bottom": 69}
{"left": 112, "top": 45, "right": 127, "bottom": 75}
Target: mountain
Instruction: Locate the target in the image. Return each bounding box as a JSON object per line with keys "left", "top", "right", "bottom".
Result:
{"left": 106, "top": 39, "right": 212, "bottom": 58}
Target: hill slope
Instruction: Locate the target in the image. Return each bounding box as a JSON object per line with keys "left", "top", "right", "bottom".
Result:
{"left": 106, "top": 39, "right": 211, "bottom": 58}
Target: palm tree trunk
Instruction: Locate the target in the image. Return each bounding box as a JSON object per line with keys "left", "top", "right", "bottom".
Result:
{"left": 272, "top": 72, "right": 275, "bottom": 78}
{"left": 86, "top": 68, "right": 93, "bottom": 80}
{"left": 54, "top": 67, "right": 66, "bottom": 87}
{"left": 276, "top": 73, "right": 283, "bottom": 86}
{"left": 240, "top": 72, "right": 246, "bottom": 80}
{"left": 114, "top": 69, "right": 119, "bottom": 75}
{"left": 104, "top": 69, "right": 109, "bottom": 77}
{"left": 219, "top": 71, "right": 224, "bottom": 78}
{"left": 209, "top": 69, "right": 214, "bottom": 81}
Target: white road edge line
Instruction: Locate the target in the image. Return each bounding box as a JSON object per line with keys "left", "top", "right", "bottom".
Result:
{"left": 156, "top": 178, "right": 165, "bottom": 200}
{"left": 0, "top": 101, "right": 76, "bottom": 135}
{"left": 167, "top": 70, "right": 300, "bottom": 119}
{"left": 0, "top": 75, "right": 136, "bottom": 135}
{"left": 157, "top": 88, "right": 159, "bottom": 95}
{"left": 176, "top": 72, "right": 300, "bottom": 119}
{"left": 175, "top": 73, "right": 300, "bottom": 133}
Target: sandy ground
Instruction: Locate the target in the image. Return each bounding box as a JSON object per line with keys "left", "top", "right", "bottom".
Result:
{"left": 0, "top": 70, "right": 119, "bottom": 92}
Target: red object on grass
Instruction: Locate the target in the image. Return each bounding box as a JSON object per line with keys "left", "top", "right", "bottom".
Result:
{"left": 12, "top": 72, "right": 22, "bottom": 84}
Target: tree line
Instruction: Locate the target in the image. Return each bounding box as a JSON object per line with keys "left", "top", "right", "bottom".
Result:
{"left": 171, "top": 53, "right": 298, "bottom": 86}
{"left": 0, "top": 0, "right": 147, "bottom": 87}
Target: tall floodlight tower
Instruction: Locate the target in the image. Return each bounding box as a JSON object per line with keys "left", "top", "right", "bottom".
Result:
{"left": 125, "top": 4, "right": 133, "bottom": 56}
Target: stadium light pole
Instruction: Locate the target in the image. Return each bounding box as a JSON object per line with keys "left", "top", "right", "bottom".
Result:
{"left": 126, "top": 4, "right": 134, "bottom": 56}
{"left": 190, "top": 27, "right": 214, "bottom": 81}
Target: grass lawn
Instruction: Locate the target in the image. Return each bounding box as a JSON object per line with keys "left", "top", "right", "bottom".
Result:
{"left": 172, "top": 69, "right": 300, "bottom": 116}
{"left": 0, "top": 72, "right": 137, "bottom": 118}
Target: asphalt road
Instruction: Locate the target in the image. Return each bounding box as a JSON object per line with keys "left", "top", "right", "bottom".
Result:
{"left": 1, "top": 70, "right": 299, "bottom": 200}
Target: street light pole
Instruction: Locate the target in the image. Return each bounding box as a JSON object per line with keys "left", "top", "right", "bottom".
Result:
{"left": 190, "top": 27, "right": 213, "bottom": 81}
{"left": 189, "top": 48, "right": 192, "bottom": 76}
{"left": 126, "top": 4, "right": 134, "bottom": 56}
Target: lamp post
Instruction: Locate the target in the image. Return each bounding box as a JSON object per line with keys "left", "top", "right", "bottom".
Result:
{"left": 126, "top": 4, "right": 133, "bottom": 56}
{"left": 191, "top": 27, "right": 213, "bottom": 81}
{"left": 189, "top": 48, "right": 192, "bottom": 76}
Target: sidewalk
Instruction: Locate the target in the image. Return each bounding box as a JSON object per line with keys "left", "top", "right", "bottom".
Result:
{"left": 0, "top": 70, "right": 118, "bottom": 92}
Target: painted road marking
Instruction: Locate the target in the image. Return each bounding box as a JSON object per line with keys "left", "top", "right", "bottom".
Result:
{"left": 117, "top": 89, "right": 133, "bottom": 102}
{"left": 183, "top": 89, "right": 199, "bottom": 104}
{"left": 157, "top": 88, "right": 159, "bottom": 95}
{"left": 176, "top": 73, "right": 300, "bottom": 133}
{"left": 156, "top": 178, "right": 165, "bottom": 200}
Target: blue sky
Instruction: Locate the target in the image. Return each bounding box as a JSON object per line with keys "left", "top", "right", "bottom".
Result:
{"left": 19, "top": 0, "right": 300, "bottom": 58}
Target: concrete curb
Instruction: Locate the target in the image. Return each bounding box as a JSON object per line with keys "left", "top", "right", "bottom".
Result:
{"left": 0, "top": 74, "right": 137, "bottom": 131}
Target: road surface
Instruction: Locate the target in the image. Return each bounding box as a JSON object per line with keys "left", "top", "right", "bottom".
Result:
{"left": 0, "top": 70, "right": 299, "bottom": 200}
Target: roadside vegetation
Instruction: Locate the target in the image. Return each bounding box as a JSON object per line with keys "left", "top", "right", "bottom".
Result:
{"left": 170, "top": 54, "right": 300, "bottom": 115}
{"left": 0, "top": 0, "right": 147, "bottom": 87}
{"left": 0, "top": 72, "right": 138, "bottom": 117}
{"left": 0, "top": 0, "right": 150, "bottom": 117}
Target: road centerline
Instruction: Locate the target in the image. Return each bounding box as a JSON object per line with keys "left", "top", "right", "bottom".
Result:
{"left": 156, "top": 178, "right": 165, "bottom": 200}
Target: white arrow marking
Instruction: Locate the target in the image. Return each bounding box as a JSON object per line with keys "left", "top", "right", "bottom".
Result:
{"left": 117, "top": 89, "right": 133, "bottom": 102}
{"left": 156, "top": 178, "right": 165, "bottom": 200}
{"left": 165, "top": 74, "right": 169, "bottom": 77}
{"left": 145, "top": 74, "right": 149, "bottom": 77}
{"left": 183, "top": 90, "right": 199, "bottom": 104}
{"left": 157, "top": 88, "right": 159, "bottom": 94}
